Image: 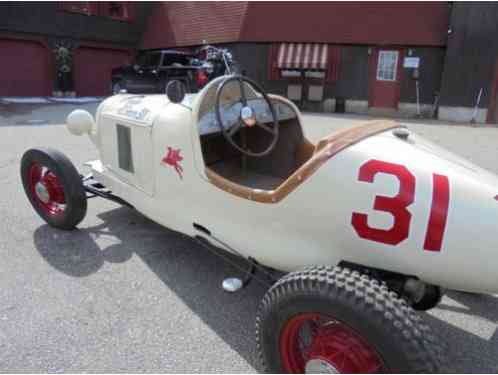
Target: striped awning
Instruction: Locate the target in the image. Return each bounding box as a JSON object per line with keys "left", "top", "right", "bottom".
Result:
{"left": 277, "top": 43, "right": 329, "bottom": 70}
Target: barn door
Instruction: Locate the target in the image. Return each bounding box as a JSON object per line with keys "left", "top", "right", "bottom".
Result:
{"left": 0, "top": 39, "right": 51, "bottom": 96}
{"left": 369, "top": 48, "right": 403, "bottom": 109}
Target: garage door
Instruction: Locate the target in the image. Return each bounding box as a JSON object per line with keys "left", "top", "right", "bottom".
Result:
{"left": 74, "top": 47, "right": 131, "bottom": 96}
{"left": 0, "top": 39, "right": 51, "bottom": 96}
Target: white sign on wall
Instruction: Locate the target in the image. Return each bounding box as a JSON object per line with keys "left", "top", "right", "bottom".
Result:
{"left": 403, "top": 57, "right": 420, "bottom": 68}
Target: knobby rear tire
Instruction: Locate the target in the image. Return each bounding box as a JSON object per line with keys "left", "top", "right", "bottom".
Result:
{"left": 256, "top": 266, "right": 448, "bottom": 373}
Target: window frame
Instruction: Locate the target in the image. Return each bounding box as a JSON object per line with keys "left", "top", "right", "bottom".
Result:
{"left": 376, "top": 50, "right": 399, "bottom": 82}
{"left": 59, "top": 2, "right": 97, "bottom": 16}
{"left": 278, "top": 69, "right": 327, "bottom": 83}
{"left": 58, "top": 2, "right": 134, "bottom": 22}
{"left": 104, "top": 2, "right": 134, "bottom": 22}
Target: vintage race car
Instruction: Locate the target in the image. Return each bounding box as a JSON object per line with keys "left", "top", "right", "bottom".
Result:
{"left": 20, "top": 71, "right": 498, "bottom": 373}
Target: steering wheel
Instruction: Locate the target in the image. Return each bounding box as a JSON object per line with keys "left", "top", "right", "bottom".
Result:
{"left": 215, "top": 75, "right": 279, "bottom": 157}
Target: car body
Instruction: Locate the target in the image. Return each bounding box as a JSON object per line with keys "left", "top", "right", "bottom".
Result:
{"left": 22, "top": 72, "right": 498, "bottom": 373}
{"left": 67, "top": 75, "right": 498, "bottom": 295}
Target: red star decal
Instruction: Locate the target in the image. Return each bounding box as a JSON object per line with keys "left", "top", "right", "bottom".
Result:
{"left": 161, "top": 147, "right": 184, "bottom": 179}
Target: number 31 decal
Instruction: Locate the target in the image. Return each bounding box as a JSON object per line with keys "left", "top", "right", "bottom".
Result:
{"left": 351, "top": 159, "right": 450, "bottom": 252}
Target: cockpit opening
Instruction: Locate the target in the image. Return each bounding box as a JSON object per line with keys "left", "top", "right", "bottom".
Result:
{"left": 197, "top": 78, "right": 314, "bottom": 193}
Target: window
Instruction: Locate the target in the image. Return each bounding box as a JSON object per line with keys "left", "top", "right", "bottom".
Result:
{"left": 376, "top": 51, "right": 399, "bottom": 81}
{"left": 105, "top": 2, "right": 132, "bottom": 21}
{"left": 116, "top": 124, "right": 134, "bottom": 173}
{"left": 279, "top": 70, "right": 326, "bottom": 79}
{"left": 148, "top": 53, "right": 162, "bottom": 67}
{"left": 280, "top": 70, "right": 301, "bottom": 78}
{"left": 304, "top": 70, "right": 326, "bottom": 79}
{"left": 60, "top": 2, "right": 96, "bottom": 15}
{"left": 59, "top": 2, "right": 132, "bottom": 20}
{"left": 161, "top": 53, "right": 190, "bottom": 67}
{"left": 135, "top": 52, "right": 162, "bottom": 67}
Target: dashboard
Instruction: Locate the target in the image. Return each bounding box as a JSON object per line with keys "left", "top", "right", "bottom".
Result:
{"left": 198, "top": 98, "right": 297, "bottom": 136}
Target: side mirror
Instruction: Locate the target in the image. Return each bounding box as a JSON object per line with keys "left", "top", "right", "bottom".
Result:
{"left": 66, "top": 109, "right": 95, "bottom": 136}
{"left": 166, "top": 80, "right": 187, "bottom": 104}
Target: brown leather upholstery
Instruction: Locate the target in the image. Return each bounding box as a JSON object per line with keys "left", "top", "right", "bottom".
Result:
{"left": 245, "top": 117, "right": 308, "bottom": 179}
{"left": 206, "top": 120, "right": 402, "bottom": 204}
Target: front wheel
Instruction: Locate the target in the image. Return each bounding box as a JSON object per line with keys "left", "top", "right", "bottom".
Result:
{"left": 256, "top": 266, "right": 447, "bottom": 373}
{"left": 21, "top": 148, "right": 87, "bottom": 230}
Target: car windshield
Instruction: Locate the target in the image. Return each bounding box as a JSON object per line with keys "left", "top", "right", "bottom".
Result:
{"left": 135, "top": 52, "right": 162, "bottom": 67}
{"left": 161, "top": 53, "right": 190, "bottom": 67}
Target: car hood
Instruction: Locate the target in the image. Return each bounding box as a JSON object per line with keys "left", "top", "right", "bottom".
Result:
{"left": 98, "top": 94, "right": 198, "bottom": 126}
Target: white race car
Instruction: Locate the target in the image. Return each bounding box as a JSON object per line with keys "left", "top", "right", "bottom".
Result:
{"left": 21, "top": 71, "right": 498, "bottom": 373}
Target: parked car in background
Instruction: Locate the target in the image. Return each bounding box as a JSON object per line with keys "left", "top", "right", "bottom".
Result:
{"left": 111, "top": 46, "right": 238, "bottom": 95}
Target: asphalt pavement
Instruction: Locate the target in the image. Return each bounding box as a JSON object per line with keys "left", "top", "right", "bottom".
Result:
{"left": 1, "top": 102, "right": 498, "bottom": 372}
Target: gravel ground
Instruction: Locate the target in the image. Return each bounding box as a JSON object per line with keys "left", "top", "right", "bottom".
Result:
{"left": 1, "top": 102, "right": 498, "bottom": 372}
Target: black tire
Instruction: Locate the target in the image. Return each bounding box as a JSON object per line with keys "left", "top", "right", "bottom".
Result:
{"left": 21, "top": 148, "right": 87, "bottom": 230}
{"left": 256, "top": 266, "right": 447, "bottom": 373}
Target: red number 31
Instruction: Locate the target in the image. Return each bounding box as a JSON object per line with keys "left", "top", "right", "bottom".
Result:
{"left": 351, "top": 160, "right": 450, "bottom": 251}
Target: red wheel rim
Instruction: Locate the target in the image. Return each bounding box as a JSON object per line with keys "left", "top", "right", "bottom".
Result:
{"left": 280, "top": 313, "right": 386, "bottom": 373}
{"left": 28, "top": 162, "right": 66, "bottom": 216}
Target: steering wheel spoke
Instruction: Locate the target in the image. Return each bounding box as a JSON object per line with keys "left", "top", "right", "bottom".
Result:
{"left": 255, "top": 121, "right": 276, "bottom": 135}
{"left": 238, "top": 78, "right": 248, "bottom": 106}
{"left": 215, "top": 75, "right": 279, "bottom": 158}
{"left": 228, "top": 120, "right": 243, "bottom": 137}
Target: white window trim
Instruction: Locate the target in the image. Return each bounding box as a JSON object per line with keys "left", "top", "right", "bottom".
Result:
{"left": 376, "top": 50, "right": 399, "bottom": 82}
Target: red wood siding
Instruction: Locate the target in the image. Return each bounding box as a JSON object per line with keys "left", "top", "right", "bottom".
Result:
{"left": 74, "top": 47, "right": 132, "bottom": 96}
{"left": 142, "top": 2, "right": 449, "bottom": 49}
{"left": 0, "top": 39, "right": 51, "bottom": 96}
{"left": 142, "top": 1, "right": 248, "bottom": 49}
{"left": 242, "top": 2, "right": 449, "bottom": 46}
{"left": 327, "top": 47, "right": 341, "bottom": 83}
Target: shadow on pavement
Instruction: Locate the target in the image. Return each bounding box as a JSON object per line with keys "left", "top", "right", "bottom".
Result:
{"left": 0, "top": 103, "right": 43, "bottom": 119}
{"left": 33, "top": 206, "right": 268, "bottom": 371}
{"left": 32, "top": 206, "right": 498, "bottom": 373}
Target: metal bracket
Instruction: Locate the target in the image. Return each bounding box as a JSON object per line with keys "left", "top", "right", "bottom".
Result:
{"left": 81, "top": 174, "right": 133, "bottom": 208}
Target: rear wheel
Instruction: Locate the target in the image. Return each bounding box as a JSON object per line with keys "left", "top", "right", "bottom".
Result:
{"left": 21, "top": 148, "right": 87, "bottom": 230}
{"left": 256, "top": 266, "right": 446, "bottom": 373}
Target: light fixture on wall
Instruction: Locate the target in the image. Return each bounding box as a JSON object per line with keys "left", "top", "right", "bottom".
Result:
{"left": 367, "top": 47, "right": 372, "bottom": 55}
{"left": 408, "top": 49, "right": 414, "bottom": 56}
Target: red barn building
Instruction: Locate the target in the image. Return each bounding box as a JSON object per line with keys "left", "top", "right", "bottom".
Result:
{"left": 142, "top": 2, "right": 450, "bottom": 118}
{"left": 1, "top": 2, "right": 498, "bottom": 124}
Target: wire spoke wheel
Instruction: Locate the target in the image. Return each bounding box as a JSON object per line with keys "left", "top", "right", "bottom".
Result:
{"left": 256, "top": 266, "right": 447, "bottom": 374}
{"left": 21, "top": 148, "right": 87, "bottom": 230}
{"left": 280, "top": 313, "right": 385, "bottom": 373}
{"left": 28, "top": 163, "right": 67, "bottom": 216}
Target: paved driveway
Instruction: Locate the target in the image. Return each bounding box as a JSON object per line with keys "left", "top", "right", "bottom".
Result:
{"left": 1, "top": 103, "right": 498, "bottom": 372}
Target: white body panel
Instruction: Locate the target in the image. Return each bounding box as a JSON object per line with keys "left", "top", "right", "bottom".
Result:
{"left": 75, "top": 79, "right": 498, "bottom": 295}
